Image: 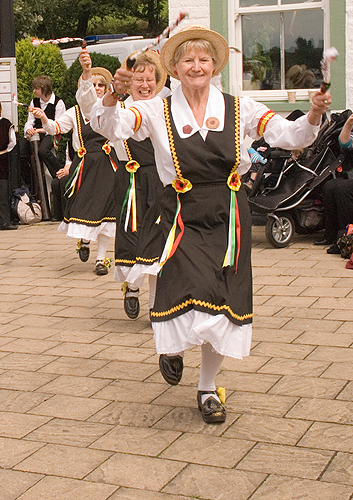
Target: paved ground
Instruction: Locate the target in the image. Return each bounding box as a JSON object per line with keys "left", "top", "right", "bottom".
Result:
{"left": 0, "top": 220, "right": 353, "bottom": 500}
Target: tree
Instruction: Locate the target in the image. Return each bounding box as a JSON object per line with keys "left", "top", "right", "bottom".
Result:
{"left": 13, "top": 0, "right": 168, "bottom": 41}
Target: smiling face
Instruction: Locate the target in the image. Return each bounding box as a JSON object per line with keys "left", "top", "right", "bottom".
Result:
{"left": 173, "top": 47, "right": 215, "bottom": 91}
{"left": 131, "top": 65, "right": 157, "bottom": 101}
{"left": 92, "top": 75, "right": 107, "bottom": 98}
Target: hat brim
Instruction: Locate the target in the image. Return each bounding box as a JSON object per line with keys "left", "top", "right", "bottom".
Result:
{"left": 78, "top": 67, "right": 113, "bottom": 89}
{"left": 121, "top": 50, "right": 167, "bottom": 96}
{"left": 160, "top": 26, "right": 229, "bottom": 79}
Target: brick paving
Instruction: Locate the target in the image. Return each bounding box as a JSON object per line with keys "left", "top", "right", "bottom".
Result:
{"left": 0, "top": 220, "right": 352, "bottom": 500}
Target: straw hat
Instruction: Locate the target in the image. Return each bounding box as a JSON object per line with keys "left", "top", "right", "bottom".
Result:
{"left": 121, "top": 50, "right": 167, "bottom": 95}
{"left": 78, "top": 67, "right": 113, "bottom": 88}
{"left": 160, "top": 25, "right": 229, "bottom": 79}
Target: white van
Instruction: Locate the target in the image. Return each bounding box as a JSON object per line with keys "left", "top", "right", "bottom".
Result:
{"left": 61, "top": 35, "right": 165, "bottom": 68}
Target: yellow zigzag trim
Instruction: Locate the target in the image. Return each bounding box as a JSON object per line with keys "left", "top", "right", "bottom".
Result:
{"left": 115, "top": 258, "right": 136, "bottom": 264}
{"left": 136, "top": 256, "right": 159, "bottom": 263}
{"left": 151, "top": 298, "right": 253, "bottom": 321}
{"left": 63, "top": 216, "right": 116, "bottom": 224}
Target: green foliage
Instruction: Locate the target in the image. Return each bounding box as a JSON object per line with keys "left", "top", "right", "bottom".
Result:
{"left": 62, "top": 52, "right": 121, "bottom": 109}
{"left": 13, "top": 0, "right": 168, "bottom": 40}
{"left": 15, "top": 38, "right": 68, "bottom": 135}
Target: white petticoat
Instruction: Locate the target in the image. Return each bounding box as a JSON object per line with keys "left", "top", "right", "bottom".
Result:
{"left": 153, "top": 309, "right": 252, "bottom": 360}
{"left": 115, "top": 262, "right": 159, "bottom": 288}
{"left": 58, "top": 221, "right": 116, "bottom": 241}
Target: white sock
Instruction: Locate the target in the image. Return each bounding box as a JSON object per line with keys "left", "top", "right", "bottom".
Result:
{"left": 126, "top": 284, "right": 139, "bottom": 298}
{"left": 81, "top": 239, "right": 90, "bottom": 247}
{"left": 96, "top": 234, "right": 110, "bottom": 261}
{"left": 148, "top": 274, "right": 157, "bottom": 309}
{"left": 198, "top": 342, "right": 224, "bottom": 403}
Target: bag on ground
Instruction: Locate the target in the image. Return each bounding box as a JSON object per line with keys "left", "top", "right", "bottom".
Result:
{"left": 11, "top": 187, "right": 42, "bottom": 224}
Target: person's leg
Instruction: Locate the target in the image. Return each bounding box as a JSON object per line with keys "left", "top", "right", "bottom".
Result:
{"left": 19, "top": 138, "right": 33, "bottom": 188}
{"left": 95, "top": 233, "right": 111, "bottom": 275}
{"left": 38, "top": 135, "right": 61, "bottom": 178}
{"left": 51, "top": 177, "right": 63, "bottom": 221}
{"left": 0, "top": 179, "right": 17, "bottom": 229}
{"left": 333, "top": 179, "right": 353, "bottom": 233}
{"left": 316, "top": 179, "right": 340, "bottom": 244}
{"left": 198, "top": 342, "right": 226, "bottom": 424}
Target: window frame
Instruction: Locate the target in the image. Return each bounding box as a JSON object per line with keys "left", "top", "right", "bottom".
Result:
{"left": 228, "top": 0, "right": 330, "bottom": 101}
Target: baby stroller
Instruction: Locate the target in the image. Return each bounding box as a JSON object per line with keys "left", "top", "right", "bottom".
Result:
{"left": 246, "top": 109, "right": 352, "bottom": 247}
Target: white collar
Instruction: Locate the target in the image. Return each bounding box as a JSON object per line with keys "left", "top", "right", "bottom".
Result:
{"left": 170, "top": 84, "right": 225, "bottom": 139}
{"left": 40, "top": 93, "right": 56, "bottom": 106}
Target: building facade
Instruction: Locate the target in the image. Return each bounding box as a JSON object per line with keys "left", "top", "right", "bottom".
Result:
{"left": 169, "top": 0, "right": 350, "bottom": 113}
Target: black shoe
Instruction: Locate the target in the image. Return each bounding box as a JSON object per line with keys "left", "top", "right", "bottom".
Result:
{"left": 77, "top": 240, "right": 90, "bottom": 262}
{"left": 314, "top": 237, "right": 336, "bottom": 246}
{"left": 0, "top": 223, "right": 18, "bottom": 230}
{"left": 124, "top": 295, "right": 140, "bottom": 319}
{"left": 94, "top": 261, "right": 109, "bottom": 276}
{"left": 327, "top": 243, "right": 340, "bottom": 255}
{"left": 197, "top": 391, "right": 226, "bottom": 424}
{"left": 159, "top": 354, "right": 183, "bottom": 385}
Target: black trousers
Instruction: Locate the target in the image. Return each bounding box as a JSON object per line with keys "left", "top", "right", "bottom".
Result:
{"left": 20, "top": 135, "right": 61, "bottom": 187}
{"left": 322, "top": 178, "right": 353, "bottom": 241}
{"left": 51, "top": 175, "right": 68, "bottom": 220}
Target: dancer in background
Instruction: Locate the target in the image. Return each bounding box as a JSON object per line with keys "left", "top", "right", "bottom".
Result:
{"left": 32, "top": 67, "right": 118, "bottom": 276}
{"left": 78, "top": 49, "right": 168, "bottom": 318}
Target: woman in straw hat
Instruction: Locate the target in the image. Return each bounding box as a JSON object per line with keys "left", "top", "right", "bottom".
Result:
{"left": 90, "top": 24, "right": 331, "bottom": 424}
{"left": 32, "top": 65, "right": 118, "bottom": 276}
{"left": 78, "top": 49, "right": 169, "bottom": 319}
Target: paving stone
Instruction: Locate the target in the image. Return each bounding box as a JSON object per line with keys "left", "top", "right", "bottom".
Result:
{"left": 0, "top": 437, "right": 44, "bottom": 468}
{"left": 38, "top": 356, "right": 109, "bottom": 376}
{"left": 249, "top": 474, "right": 353, "bottom": 499}
{"left": 13, "top": 443, "right": 112, "bottom": 479}
{"left": 293, "top": 331, "right": 353, "bottom": 347}
{"left": 336, "top": 381, "right": 353, "bottom": 401}
{"left": 163, "top": 463, "right": 266, "bottom": 499}
{"left": 258, "top": 358, "right": 330, "bottom": 377}
{"left": 0, "top": 353, "right": 58, "bottom": 371}
{"left": 91, "top": 360, "right": 158, "bottom": 381}
{"left": 222, "top": 391, "right": 298, "bottom": 417}
{"left": 0, "top": 412, "right": 50, "bottom": 438}
{"left": 91, "top": 426, "right": 181, "bottom": 456}
{"left": 89, "top": 402, "right": 171, "bottom": 427}
{"left": 298, "top": 422, "right": 353, "bottom": 452}
{"left": 286, "top": 398, "right": 353, "bottom": 424}
{"left": 224, "top": 414, "right": 311, "bottom": 445}
{"left": 218, "top": 370, "right": 279, "bottom": 393}
{"left": 13, "top": 476, "right": 118, "bottom": 500}
{"left": 160, "top": 432, "right": 254, "bottom": 468}
{"left": 25, "top": 418, "right": 113, "bottom": 446}
{"left": 251, "top": 328, "right": 302, "bottom": 343}
{"left": 322, "top": 452, "right": 353, "bottom": 485}
{"left": 269, "top": 375, "right": 346, "bottom": 399}
{"left": 0, "top": 389, "right": 52, "bottom": 412}
{"left": 251, "top": 342, "right": 315, "bottom": 359}
{"left": 322, "top": 361, "right": 353, "bottom": 381}
{"left": 38, "top": 374, "right": 111, "bottom": 397}
{"left": 28, "top": 394, "right": 110, "bottom": 420}
{"left": 0, "top": 370, "right": 56, "bottom": 391}
{"left": 109, "top": 488, "right": 194, "bottom": 500}
{"left": 236, "top": 442, "right": 334, "bottom": 479}
{"left": 152, "top": 406, "right": 240, "bottom": 435}
{"left": 0, "top": 469, "right": 43, "bottom": 500}
{"left": 86, "top": 453, "right": 186, "bottom": 490}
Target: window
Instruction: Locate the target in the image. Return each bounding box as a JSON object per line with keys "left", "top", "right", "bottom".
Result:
{"left": 229, "top": 0, "right": 328, "bottom": 99}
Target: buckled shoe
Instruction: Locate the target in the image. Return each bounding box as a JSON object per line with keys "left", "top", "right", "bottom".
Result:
{"left": 77, "top": 240, "right": 90, "bottom": 262}
{"left": 197, "top": 391, "right": 226, "bottom": 424}
{"left": 159, "top": 354, "right": 183, "bottom": 385}
{"left": 121, "top": 282, "right": 140, "bottom": 319}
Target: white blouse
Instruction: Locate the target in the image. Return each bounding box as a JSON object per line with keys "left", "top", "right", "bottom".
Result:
{"left": 90, "top": 84, "right": 320, "bottom": 187}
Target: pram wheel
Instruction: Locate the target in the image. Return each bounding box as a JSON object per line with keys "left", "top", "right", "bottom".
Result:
{"left": 265, "top": 213, "right": 295, "bottom": 248}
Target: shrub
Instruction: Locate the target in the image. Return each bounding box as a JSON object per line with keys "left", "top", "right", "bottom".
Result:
{"left": 62, "top": 51, "right": 121, "bottom": 109}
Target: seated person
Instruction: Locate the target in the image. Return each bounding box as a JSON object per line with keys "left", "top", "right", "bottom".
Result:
{"left": 20, "top": 75, "right": 66, "bottom": 190}
{"left": 314, "top": 113, "right": 353, "bottom": 253}
{"left": 0, "top": 102, "right": 18, "bottom": 230}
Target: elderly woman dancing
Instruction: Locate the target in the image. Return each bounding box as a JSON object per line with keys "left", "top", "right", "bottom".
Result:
{"left": 90, "top": 25, "right": 331, "bottom": 424}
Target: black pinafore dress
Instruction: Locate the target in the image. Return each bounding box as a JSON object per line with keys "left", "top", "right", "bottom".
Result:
{"left": 114, "top": 134, "right": 164, "bottom": 268}
{"left": 151, "top": 94, "right": 253, "bottom": 327}
{"left": 63, "top": 106, "right": 118, "bottom": 228}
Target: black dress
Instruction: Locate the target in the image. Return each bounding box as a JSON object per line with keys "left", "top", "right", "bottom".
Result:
{"left": 151, "top": 94, "right": 253, "bottom": 327}
{"left": 62, "top": 106, "right": 118, "bottom": 232}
